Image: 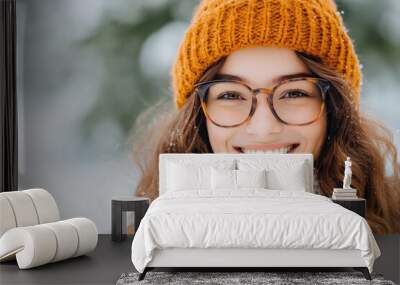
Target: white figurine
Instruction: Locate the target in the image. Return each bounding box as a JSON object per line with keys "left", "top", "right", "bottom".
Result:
{"left": 343, "top": 157, "right": 352, "bottom": 189}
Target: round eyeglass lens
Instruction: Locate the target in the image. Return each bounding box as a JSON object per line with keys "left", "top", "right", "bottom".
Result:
{"left": 205, "top": 81, "right": 252, "bottom": 126}
{"left": 272, "top": 79, "right": 323, "bottom": 124}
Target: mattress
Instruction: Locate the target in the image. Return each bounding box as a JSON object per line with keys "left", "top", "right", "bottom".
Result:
{"left": 131, "top": 189, "right": 380, "bottom": 273}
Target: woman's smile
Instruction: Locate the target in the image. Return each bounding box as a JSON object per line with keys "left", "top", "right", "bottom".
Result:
{"left": 233, "top": 143, "right": 300, "bottom": 154}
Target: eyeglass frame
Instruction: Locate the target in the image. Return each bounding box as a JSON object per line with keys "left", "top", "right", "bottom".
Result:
{"left": 193, "top": 76, "right": 331, "bottom": 128}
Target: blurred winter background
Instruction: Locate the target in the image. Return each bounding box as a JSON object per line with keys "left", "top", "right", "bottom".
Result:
{"left": 16, "top": 0, "right": 400, "bottom": 233}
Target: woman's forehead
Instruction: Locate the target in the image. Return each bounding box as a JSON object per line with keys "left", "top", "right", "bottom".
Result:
{"left": 219, "top": 46, "right": 310, "bottom": 86}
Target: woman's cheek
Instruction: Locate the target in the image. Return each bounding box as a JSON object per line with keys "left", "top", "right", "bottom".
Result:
{"left": 206, "top": 121, "right": 232, "bottom": 153}
{"left": 308, "top": 115, "right": 328, "bottom": 159}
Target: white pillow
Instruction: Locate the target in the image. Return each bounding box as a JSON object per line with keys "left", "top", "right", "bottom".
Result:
{"left": 211, "top": 168, "right": 236, "bottom": 190}
{"left": 165, "top": 158, "right": 236, "bottom": 193}
{"left": 211, "top": 168, "right": 267, "bottom": 190}
{"left": 236, "top": 169, "right": 267, "bottom": 188}
{"left": 266, "top": 163, "right": 307, "bottom": 191}
{"left": 238, "top": 158, "right": 308, "bottom": 191}
{"left": 167, "top": 162, "right": 210, "bottom": 191}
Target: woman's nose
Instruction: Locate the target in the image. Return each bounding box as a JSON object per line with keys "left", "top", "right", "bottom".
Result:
{"left": 245, "top": 94, "right": 283, "bottom": 136}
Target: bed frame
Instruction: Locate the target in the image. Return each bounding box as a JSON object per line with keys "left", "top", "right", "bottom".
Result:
{"left": 139, "top": 248, "right": 371, "bottom": 280}
{"left": 138, "top": 154, "right": 372, "bottom": 281}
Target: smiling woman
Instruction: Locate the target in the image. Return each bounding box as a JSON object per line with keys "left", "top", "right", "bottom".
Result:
{"left": 132, "top": 0, "right": 400, "bottom": 234}
{"left": 200, "top": 47, "right": 328, "bottom": 159}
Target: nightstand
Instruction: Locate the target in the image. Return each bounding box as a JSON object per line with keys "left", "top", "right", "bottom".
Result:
{"left": 331, "top": 198, "right": 366, "bottom": 217}
{"left": 111, "top": 196, "right": 150, "bottom": 242}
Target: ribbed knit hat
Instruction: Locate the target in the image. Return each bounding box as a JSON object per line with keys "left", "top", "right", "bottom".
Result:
{"left": 171, "top": 0, "right": 362, "bottom": 109}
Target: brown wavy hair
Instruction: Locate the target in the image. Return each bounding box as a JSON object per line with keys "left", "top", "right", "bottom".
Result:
{"left": 131, "top": 52, "right": 400, "bottom": 234}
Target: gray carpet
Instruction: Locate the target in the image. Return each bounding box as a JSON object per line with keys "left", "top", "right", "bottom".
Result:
{"left": 116, "top": 271, "right": 396, "bottom": 285}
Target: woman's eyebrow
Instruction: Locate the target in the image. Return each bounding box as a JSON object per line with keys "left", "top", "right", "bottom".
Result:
{"left": 214, "top": 72, "right": 314, "bottom": 84}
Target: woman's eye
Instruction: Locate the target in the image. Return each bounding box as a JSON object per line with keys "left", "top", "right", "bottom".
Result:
{"left": 281, "top": 90, "right": 309, "bottom": 99}
{"left": 217, "top": 92, "right": 244, "bottom": 100}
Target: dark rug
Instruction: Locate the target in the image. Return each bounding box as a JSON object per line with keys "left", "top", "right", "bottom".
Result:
{"left": 116, "top": 271, "right": 396, "bottom": 285}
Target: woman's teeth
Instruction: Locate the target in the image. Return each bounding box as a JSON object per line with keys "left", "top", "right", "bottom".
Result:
{"left": 236, "top": 144, "right": 300, "bottom": 154}
{"left": 242, "top": 146, "right": 292, "bottom": 154}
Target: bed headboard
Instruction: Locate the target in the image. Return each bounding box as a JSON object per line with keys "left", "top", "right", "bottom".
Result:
{"left": 159, "top": 153, "right": 314, "bottom": 195}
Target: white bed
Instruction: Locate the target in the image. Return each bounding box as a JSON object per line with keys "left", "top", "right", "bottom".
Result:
{"left": 131, "top": 153, "right": 380, "bottom": 281}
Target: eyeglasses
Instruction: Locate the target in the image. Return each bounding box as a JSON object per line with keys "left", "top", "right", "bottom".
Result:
{"left": 194, "top": 77, "right": 330, "bottom": 128}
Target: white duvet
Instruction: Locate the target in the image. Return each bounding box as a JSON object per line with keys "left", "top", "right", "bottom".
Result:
{"left": 131, "top": 189, "right": 380, "bottom": 273}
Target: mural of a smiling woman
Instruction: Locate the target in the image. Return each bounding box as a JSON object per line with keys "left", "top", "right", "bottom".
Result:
{"left": 132, "top": 0, "right": 400, "bottom": 234}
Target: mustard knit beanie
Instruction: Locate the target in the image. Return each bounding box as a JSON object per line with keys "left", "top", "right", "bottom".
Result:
{"left": 171, "top": 0, "right": 362, "bottom": 109}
